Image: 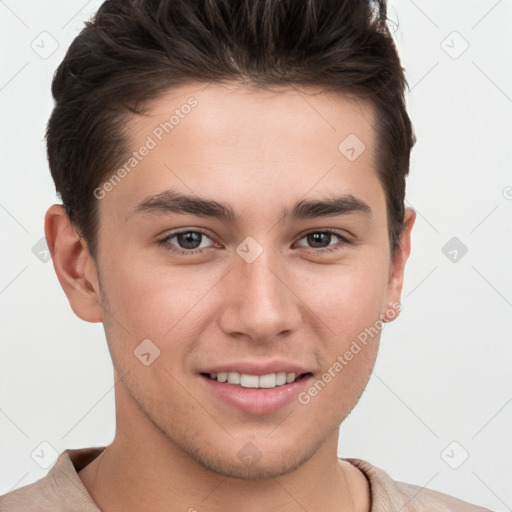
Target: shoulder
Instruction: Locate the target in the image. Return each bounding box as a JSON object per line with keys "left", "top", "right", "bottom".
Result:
{"left": 0, "top": 448, "right": 102, "bottom": 512}
{"left": 0, "top": 473, "right": 56, "bottom": 512}
{"left": 344, "top": 458, "right": 492, "bottom": 512}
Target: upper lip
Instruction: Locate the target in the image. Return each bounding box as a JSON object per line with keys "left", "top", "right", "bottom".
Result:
{"left": 200, "top": 360, "right": 311, "bottom": 376}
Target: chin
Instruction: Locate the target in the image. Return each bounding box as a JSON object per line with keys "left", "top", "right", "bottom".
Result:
{"left": 192, "top": 451, "right": 306, "bottom": 480}
{"left": 182, "top": 433, "right": 326, "bottom": 480}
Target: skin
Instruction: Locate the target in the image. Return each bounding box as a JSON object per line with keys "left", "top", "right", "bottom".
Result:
{"left": 45, "top": 81, "right": 415, "bottom": 512}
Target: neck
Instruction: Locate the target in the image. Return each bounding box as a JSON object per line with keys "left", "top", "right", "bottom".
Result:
{"left": 78, "top": 382, "right": 370, "bottom": 512}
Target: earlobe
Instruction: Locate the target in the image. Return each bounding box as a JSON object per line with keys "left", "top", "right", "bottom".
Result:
{"left": 44, "top": 204, "right": 103, "bottom": 323}
{"left": 382, "top": 207, "right": 416, "bottom": 323}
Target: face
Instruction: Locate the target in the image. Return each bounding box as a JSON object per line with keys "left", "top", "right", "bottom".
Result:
{"left": 81, "top": 82, "right": 412, "bottom": 478}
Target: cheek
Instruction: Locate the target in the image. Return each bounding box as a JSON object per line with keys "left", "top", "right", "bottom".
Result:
{"left": 97, "top": 260, "right": 211, "bottom": 399}
{"left": 98, "top": 253, "right": 223, "bottom": 353}
{"left": 295, "top": 265, "right": 385, "bottom": 417}
{"left": 294, "top": 254, "right": 388, "bottom": 406}
{"left": 299, "top": 252, "right": 390, "bottom": 339}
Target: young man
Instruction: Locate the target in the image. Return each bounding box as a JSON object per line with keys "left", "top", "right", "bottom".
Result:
{"left": 0, "top": 1, "right": 491, "bottom": 511}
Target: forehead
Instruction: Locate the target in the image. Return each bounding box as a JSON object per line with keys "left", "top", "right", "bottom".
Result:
{"left": 133, "top": 81, "right": 376, "bottom": 152}
{"left": 102, "top": 81, "right": 384, "bottom": 224}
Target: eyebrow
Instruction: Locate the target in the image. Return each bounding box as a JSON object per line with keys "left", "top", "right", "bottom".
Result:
{"left": 131, "top": 189, "right": 372, "bottom": 223}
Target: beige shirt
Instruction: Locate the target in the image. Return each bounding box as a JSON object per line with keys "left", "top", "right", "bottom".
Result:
{"left": 0, "top": 447, "right": 491, "bottom": 511}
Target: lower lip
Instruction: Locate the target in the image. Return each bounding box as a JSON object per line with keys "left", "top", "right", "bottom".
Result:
{"left": 200, "top": 374, "right": 313, "bottom": 415}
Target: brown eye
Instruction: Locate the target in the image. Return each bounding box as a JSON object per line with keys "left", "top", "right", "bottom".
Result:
{"left": 296, "top": 230, "right": 351, "bottom": 253}
{"left": 175, "top": 231, "right": 203, "bottom": 250}
{"left": 160, "top": 229, "right": 215, "bottom": 256}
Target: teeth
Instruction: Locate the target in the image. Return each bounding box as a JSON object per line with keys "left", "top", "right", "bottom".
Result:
{"left": 208, "top": 371, "right": 299, "bottom": 388}
{"left": 259, "top": 373, "right": 276, "bottom": 388}
{"left": 227, "top": 372, "right": 241, "bottom": 385}
{"left": 240, "top": 374, "right": 259, "bottom": 388}
{"left": 276, "top": 372, "right": 287, "bottom": 385}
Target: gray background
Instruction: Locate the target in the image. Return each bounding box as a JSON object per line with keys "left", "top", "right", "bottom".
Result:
{"left": 0, "top": 1, "right": 511, "bottom": 509}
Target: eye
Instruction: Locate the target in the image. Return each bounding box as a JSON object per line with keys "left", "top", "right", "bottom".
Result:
{"left": 159, "top": 229, "right": 215, "bottom": 256}
{"left": 159, "top": 228, "right": 352, "bottom": 257}
{"left": 295, "top": 229, "right": 352, "bottom": 253}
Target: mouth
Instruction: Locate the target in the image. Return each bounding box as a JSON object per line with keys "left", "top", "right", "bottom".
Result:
{"left": 201, "top": 371, "right": 312, "bottom": 389}
{"left": 199, "top": 370, "right": 314, "bottom": 415}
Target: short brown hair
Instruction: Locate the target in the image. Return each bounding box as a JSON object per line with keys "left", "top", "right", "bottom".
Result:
{"left": 46, "top": 0, "right": 414, "bottom": 259}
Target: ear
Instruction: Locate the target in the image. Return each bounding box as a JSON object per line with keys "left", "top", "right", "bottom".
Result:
{"left": 44, "top": 204, "right": 103, "bottom": 323}
{"left": 382, "top": 207, "right": 416, "bottom": 322}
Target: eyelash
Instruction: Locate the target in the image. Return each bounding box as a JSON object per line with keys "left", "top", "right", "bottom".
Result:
{"left": 158, "top": 228, "right": 352, "bottom": 256}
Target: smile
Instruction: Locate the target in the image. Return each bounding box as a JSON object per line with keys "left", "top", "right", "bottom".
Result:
{"left": 205, "top": 371, "right": 307, "bottom": 388}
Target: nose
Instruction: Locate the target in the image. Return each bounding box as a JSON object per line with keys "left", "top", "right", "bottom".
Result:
{"left": 217, "top": 244, "right": 302, "bottom": 345}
